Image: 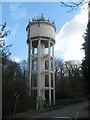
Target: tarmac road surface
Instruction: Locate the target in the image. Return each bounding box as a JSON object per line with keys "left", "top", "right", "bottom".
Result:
{"left": 31, "top": 101, "right": 89, "bottom": 119}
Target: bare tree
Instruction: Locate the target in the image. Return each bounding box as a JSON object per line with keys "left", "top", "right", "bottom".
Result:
{"left": 0, "top": 22, "right": 11, "bottom": 118}
{"left": 60, "top": 0, "right": 88, "bottom": 12}
{"left": 0, "top": 22, "right": 11, "bottom": 47}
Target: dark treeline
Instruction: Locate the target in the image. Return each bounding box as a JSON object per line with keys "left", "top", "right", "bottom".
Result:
{"left": 55, "top": 59, "right": 87, "bottom": 102}
{"left": 1, "top": 46, "right": 30, "bottom": 117}
{"left": 82, "top": 4, "right": 89, "bottom": 96}
{"left": 1, "top": 45, "right": 87, "bottom": 117}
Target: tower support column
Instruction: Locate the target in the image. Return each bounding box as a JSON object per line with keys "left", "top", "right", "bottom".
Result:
{"left": 36, "top": 37, "right": 41, "bottom": 110}
{"left": 28, "top": 40, "right": 32, "bottom": 96}
{"left": 37, "top": 37, "right": 41, "bottom": 97}
{"left": 52, "top": 44, "right": 55, "bottom": 105}
{"left": 48, "top": 39, "right": 51, "bottom": 106}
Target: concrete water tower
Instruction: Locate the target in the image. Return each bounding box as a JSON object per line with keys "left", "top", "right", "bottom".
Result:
{"left": 26, "top": 14, "right": 56, "bottom": 107}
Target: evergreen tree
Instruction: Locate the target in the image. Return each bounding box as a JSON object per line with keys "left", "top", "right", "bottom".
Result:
{"left": 82, "top": 2, "right": 89, "bottom": 95}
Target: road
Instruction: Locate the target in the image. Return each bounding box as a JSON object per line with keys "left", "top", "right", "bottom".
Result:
{"left": 31, "top": 101, "right": 89, "bottom": 119}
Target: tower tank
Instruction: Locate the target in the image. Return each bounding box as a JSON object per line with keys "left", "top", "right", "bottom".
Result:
{"left": 26, "top": 14, "right": 56, "bottom": 109}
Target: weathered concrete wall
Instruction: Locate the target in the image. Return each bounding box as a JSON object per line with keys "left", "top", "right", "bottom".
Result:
{"left": 30, "top": 23, "right": 55, "bottom": 39}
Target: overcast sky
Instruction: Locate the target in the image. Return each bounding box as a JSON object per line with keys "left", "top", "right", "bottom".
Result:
{"left": 2, "top": 2, "right": 88, "bottom": 62}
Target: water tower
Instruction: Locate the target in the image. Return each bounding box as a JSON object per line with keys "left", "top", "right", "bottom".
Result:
{"left": 26, "top": 14, "right": 56, "bottom": 107}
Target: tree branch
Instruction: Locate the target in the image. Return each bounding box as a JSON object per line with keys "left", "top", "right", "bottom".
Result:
{"left": 60, "top": 0, "right": 88, "bottom": 12}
